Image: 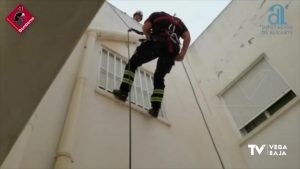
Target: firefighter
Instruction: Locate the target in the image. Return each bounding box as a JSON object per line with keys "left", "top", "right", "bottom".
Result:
{"left": 113, "top": 11, "right": 191, "bottom": 118}
{"left": 133, "top": 10, "right": 143, "bottom": 22}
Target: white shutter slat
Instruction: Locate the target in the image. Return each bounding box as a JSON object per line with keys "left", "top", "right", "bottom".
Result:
{"left": 223, "top": 59, "right": 289, "bottom": 129}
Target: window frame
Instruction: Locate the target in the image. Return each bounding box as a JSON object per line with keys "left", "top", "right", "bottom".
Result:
{"left": 97, "top": 46, "right": 168, "bottom": 119}
{"left": 218, "top": 54, "right": 297, "bottom": 136}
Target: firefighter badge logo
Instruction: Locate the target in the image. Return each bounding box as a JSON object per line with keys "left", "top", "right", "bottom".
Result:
{"left": 6, "top": 4, "right": 35, "bottom": 33}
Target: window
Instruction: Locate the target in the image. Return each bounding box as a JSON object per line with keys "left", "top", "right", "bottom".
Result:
{"left": 98, "top": 47, "right": 167, "bottom": 118}
{"left": 221, "top": 57, "right": 296, "bottom": 135}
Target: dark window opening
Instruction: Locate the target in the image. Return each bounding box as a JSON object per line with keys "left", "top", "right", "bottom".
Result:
{"left": 267, "top": 90, "right": 296, "bottom": 115}
{"left": 241, "top": 90, "right": 296, "bottom": 134}
{"left": 243, "top": 113, "right": 267, "bottom": 133}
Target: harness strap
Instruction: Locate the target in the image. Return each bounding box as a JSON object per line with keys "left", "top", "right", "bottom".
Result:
{"left": 153, "top": 14, "right": 182, "bottom": 53}
{"left": 153, "top": 15, "right": 183, "bottom": 31}
{"left": 166, "top": 30, "right": 174, "bottom": 53}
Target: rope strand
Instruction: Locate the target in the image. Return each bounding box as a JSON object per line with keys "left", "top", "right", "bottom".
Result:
{"left": 181, "top": 62, "right": 225, "bottom": 169}
{"left": 109, "top": 3, "right": 132, "bottom": 169}
{"left": 127, "top": 32, "right": 132, "bottom": 169}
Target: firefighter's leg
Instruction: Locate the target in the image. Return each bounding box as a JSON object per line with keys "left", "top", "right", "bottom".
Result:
{"left": 149, "top": 56, "right": 175, "bottom": 117}
{"left": 114, "top": 41, "right": 157, "bottom": 101}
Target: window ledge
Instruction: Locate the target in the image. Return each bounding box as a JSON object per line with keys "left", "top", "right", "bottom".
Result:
{"left": 95, "top": 87, "right": 171, "bottom": 126}
{"left": 238, "top": 96, "right": 300, "bottom": 145}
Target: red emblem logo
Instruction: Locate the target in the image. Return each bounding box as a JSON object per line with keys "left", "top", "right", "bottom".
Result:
{"left": 6, "top": 4, "right": 35, "bottom": 33}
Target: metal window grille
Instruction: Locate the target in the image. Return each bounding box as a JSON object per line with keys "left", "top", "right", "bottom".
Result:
{"left": 99, "top": 48, "right": 167, "bottom": 118}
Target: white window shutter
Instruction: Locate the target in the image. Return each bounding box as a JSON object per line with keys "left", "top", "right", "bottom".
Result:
{"left": 222, "top": 59, "right": 289, "bottom": 129}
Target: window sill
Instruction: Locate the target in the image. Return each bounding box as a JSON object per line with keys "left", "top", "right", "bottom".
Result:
{"left": 95, "top": 87, "right": 171, "bottom": 126}
{"left": 238, "top": 96, "right": 300, "bottom": 145}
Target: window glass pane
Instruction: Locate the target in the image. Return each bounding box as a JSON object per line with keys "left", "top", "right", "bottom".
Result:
{"left": 140, "top": 72, "right": 147, "bottom": 91}
{"left": 99, "top": 49, "right": 108, "bottom": 88}
{"left": 107, "top": 73, "right": 114, "bottom": 92}
{"left": 130, "top": 86, "right": 136, "bottom": 103}
{"left": 104, "top": 52, "right": 115, "bottom": 91}
{"left": 135, "top": 70, "right": 144, "bottom": 106}
{"left": 108, "top": 53, "right": 114, "bottom": 73}
{"left": 99, "top": 68, "right": 106, "bottom": 88}
{"left": 115, "top": 77, "right": 121, "bottom": 89}
{"left": 101, "top": 49, "right": 108, "bottom": 69}
{"left": 121, "top": 61, "right": 126, "bottom": 75}
{"left": 136, "top": 87, "right": 143, "bottom": 106}
{"left": 114, "top": 57, "right": 121, "bottom": 89}
{"left": 146, "top": 74, "right": 153, "bottom": 92}
{"left": 135, "top": 69, "right": 141, "bottom": 87}
{"left": 143, "top": 90, "right": 151, "bottom": 109}
{"left": 115, "top": 57, "right": 122, "bottom": 77}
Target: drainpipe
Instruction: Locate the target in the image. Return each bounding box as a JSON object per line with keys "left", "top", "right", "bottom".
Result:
{"left": 88, "top": 27, "right": 142, "bottom": 43}
{"left": 54, "top": 30, "right": 97, "bottom": 169}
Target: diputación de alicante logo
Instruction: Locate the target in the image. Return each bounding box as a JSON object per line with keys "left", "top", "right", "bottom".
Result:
{"left": 6, "top": 4, "right": 35, "bottom": 34}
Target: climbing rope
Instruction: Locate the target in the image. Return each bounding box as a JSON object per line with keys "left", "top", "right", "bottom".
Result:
{"left": 181, "top": 61, "right": 225, "bottom": 169}
{"left": 109, "top": 4, "right": 132, "bottom": 169}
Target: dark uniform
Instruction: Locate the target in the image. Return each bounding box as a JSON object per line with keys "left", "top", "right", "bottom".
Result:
{"left": 114, "top": 12, "right": 188, "bottom": 117}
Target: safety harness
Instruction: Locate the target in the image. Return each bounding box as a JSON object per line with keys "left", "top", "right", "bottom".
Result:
{"left": 152, "top": 14, "right": 183, "bottom": 53}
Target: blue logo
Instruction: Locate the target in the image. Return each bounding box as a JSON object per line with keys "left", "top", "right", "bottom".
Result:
{"left": 260, "top": 3, "right": 293, "bottom": 35}
{"left": 268, "top": 4, "right": 286, "bottom": 25}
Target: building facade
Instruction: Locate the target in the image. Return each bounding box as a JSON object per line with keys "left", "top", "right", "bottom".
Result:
{"left": 186, "top": 0, "right": 299, "bottom": 169}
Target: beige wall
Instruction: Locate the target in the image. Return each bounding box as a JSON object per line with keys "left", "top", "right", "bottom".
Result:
{"left": 70, "top": 39, "right": 224, "bottom": 168}
{"left": 4, "top": 1, "right": 299, "bottom": 169}
{"left": 1, "top": 33, "right": 87, "bottom": 168}
{"left": 1, "top": 115, "right": 36, "bottom": 168}
{"left": 0, "top": 0, "right": 104, "bottom": 164}
{"left": 2, "top": 2, "right": 226, "bottom": 168}
{"left": 240, "top": 102, "right": 300, "bottom": 169}
{"left": 187, "top": 0, "right": 300, "bottom": 168}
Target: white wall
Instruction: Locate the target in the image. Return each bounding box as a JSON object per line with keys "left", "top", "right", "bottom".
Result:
{"left": 188, "top": 0, "right": 300, "bottom": 168}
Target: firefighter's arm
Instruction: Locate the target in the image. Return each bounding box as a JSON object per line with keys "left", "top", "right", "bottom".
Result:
{"left": 176, "top": 31, "right": 191, "bottom": 61}
{"left": 143, "top": 21, "right": 152, "bottom": 40}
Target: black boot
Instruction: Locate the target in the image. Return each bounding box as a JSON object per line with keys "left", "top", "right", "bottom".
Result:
{"left": 148, "top": 108, "right": 159, "bottom": 118}
{"left": 113, "top": 89, "right": 128, "bottom": 102}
